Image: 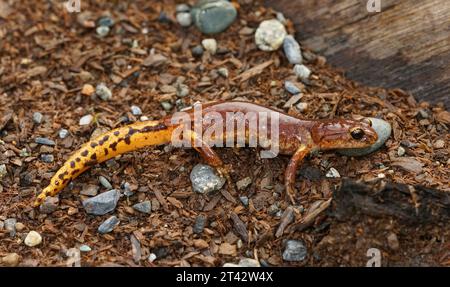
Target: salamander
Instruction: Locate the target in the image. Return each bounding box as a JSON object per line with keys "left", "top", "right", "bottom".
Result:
{"left": 33, "top": 101, "right": 378, "bottom": 207}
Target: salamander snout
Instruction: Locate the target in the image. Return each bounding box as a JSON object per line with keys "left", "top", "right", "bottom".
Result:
{"left": 311, "top": 119, "right": 378, "bottom": 150}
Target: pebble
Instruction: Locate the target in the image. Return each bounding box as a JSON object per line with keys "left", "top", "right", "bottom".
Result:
{"left": 434, "top": 139, "right": 445, "bottom": 149}
{"left": 79, "top": 245, "right": 92, "bottom": 252}
{"left": 82, "top": 189, "right": 120, "bottom": 215}
{"left": 239, "top": 196, "right": 249, "bottom": 207}
{"left": 148, "top": 253, "right": 157, "bottom": 263}
{"left": 0, "top": 164, "right": 7, "bottom": 179}
{"left": 68, "top": 207, "right": 78, "bottom": 215}
{"left": 325, "top": 167, "right": 341, "bottom": 178}
{"left": 283, "top": 35, "right": 302, "bottom": 64}
{"left": 236, "top": 177, "right": 252, "bottom": 190}
{"left": 32, "top": 112, "right": 43, "bottom": 124}
{"left": 387, "top": 232, "right": 400, "bottom": 250}
{"left": 121, "top": 182, "right": 134, "bottom": 197}
{"left": 296, "top": 102, "right": 308, "bottom": 112}
{"left": 276, "top": 11, "right": 287, "bottom": 24}
{"left": 193, "top": 214, "right": 207, "bottom": 234}
{"left": 24, "top": 231, "right": 42, "bottom": 247}
{"left": 176, "top": 84, "right": 190, "bottom": 98}
{"left": 132, "top": 201, "right": 152, "bottom": 214}
{"left": 255, "top": 19, "right": 287, "bottom": 51}
{"left": 80, "top": 184, "right": 99, "bottom": 196}
{"left": 161, "top": 101, "right": 173, "bottom": 111}
{"left": 238, "top": 258, "right": 261, "bottom": 267}
{"left": 98, "top": 215, "right": 120, "bottom": 234}
{"left": 4, "top": 218, "right": 16, "bottom": 237}
{"left": 96, "top": 25, "right": 110, "bottom": 37}
{"left": 192, "top": 0, "right": 237, "bottom": 34}
{"left": 39, "top": 196, "right": 59, "bottom": 214}
{"left": 338, "top": 118, "right": 392, "bottom": 157}
{"left": 97, "top": 16, "right": 115, "bottom": 27}
{"left": 1, "top": 253, "right": 20, "bottom": 267}
{"left": 217, "top": 67, "right": 229, "bottom": 78}
{"left": 79, "top": 114, "right": 93, "bottom": 126}
{"left": 176, "top": 12, "right": 192, "bottom": 27}
{"left": 397, "top": 146, "right": 406, "bottom": 157}
{"left": 282, "top": 240, "right": 307, "bottom": 262}
{"left": 201, "top": 38, "right": 217, "bottom": 55}
{"left": 81, "top": 84, "right": 95, "bottom": 96}
{"left": 130, "top": 105, "right": 142, "bottom": 116}
{"left": 58, "top": 128, "right": 69, "bottom": 139}
{"left": 190, "top": 164, "right": 226, "bottom": 194}
{"left": 98, "top": 176, "right": 113, "bottom": 189}
{"left": 35, "top": 137, "right": 55, "bottom": 146}
{"left": 294, "top": 64, "right": 311, "bottom": 80}
{"left": 191, "top": 45, "right": 204, "bottom": 57}
{"left": 40, "top": 154, "right": 54, "bottom": 163}
{"left": 176, "top": 3, "right": 190, "bottom": 13}
{"left": 284, "top": 80, "right": 301, "bottom": 94}
{"left": 95, "top": 83, "right": 112, "bottom": 101}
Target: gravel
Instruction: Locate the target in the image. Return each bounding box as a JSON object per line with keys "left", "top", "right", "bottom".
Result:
{"left": 4, "top": 218, "right": 17, "bottom": 237}
{"left": 284, "top": 80, "right": 301, "bottom": 94}
{"left": 24, "top": 231, "right": 42, "bottom": 247}
{"left": 32, "top": 112, "right": 43, "bottom": 124}
{"left": 282, "top": 240, "right": 307, "bottom": 262}
{"left": 39, "top": 196, "right": 59, "bottom": 214}
{"left": 201, "top": 38, "right": 217, "bottom": 55}
{"left": 82, "top": 189, "right": 121, "bottom": 215}
{"left": 95, "top": 83, "right": 112, "bottom": 101}
{"left": 96, "top": 25, "right": 110, "bottom": 37}
{"left": 58, "top": 128, "right": 69, "bottom": 139}
{"left": 190, "top": 164, "right": 226, "bottom": 194}
{"left": 255, "top": 19, "right": 287, "bottom": 51}
{"left": 294, "top": 64, "right": 311, "bottom": 80}
{"left": 40, "top": 154, "right": 54, "bottom": 163}
{"left": 193, "top": 214, "right": 207, "bottom": 234}
{"left": 98, "top": 175, "right": 113, "bottom": 189}
{"left": 79, "top": 114, "right": 93, "bottom": 126}
{"left": 191, "top": 0, "right": 237, "bottom": 34}
{"left": 176, "top": 12, "right": 192, "bottom": 27}
{"left": 132, "top": 201, "right": 152, "bottom": 214}
{"left": 35, "top": 137, "right": 55, "bottom": 146}
{"left": 98, "top": 215, "right": 120, "bottom": 234}
{"left": 283, "top": 35, "right": 302, "bottom": 64}
{"left": 130, "top": 105, "right": 142, "bottom": 116}
{"left": 80, "top": 184, "right": 99, "bottom": 196}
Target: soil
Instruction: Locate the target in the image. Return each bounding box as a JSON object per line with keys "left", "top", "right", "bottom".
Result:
{"left": 0, "top": 0, "right": 449, "bottom": 267}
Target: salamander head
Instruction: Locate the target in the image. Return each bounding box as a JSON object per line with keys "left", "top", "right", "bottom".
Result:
{"left": 310, "top": 118, "right": 378, "bottom": 150}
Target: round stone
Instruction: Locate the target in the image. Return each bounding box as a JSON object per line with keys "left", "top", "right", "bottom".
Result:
{"left": 24, "top": 231, "right": 42, "bottom": 247}
{"left": 176, "top": 12, "right": 192, "bottom": 27}
{"left": 293, "top": 64, "right": 311, "bottom": 80}
{"left": 96, "top": 25, "right": 110, "bottom": 37}
{"left": 283, "top": 35, "right": 303, "bottom": 64}
{"left": 255, "top": 19, "right": 287, "bottom": 51}
{"left": 192, "top": 0, "right": 237, "bottom": 34}
{"left": 201, "top": 38, "right": 217, "bottom": 55}
{"left": 338, "top": 118, "right": 392, "bottom": 157}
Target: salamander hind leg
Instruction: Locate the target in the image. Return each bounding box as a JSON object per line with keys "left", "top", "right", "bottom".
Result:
{"left": 285, "top": 145, "right": 309, "bottom": 205}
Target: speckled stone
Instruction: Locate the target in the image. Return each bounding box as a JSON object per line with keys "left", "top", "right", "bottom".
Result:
{"left": 255, "top": 19, "right": 287, "bottom": 51}
{"left": 282, "top": 240, "right": 307, "bottom": 262}
{"left": 190, "top": 164, "right": 225, "bottom": 194}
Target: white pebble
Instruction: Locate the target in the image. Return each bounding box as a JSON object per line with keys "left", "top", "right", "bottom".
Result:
{"left": 24, "top": 231, "right": 42, "bottom": 247}
{"left": 148, "top": 253, "right": 157, "bottom": 263}
{"left": 79, "top": 114, "right": 93, "bottom": 126}
{"left": 255, "top": 19, "right": 287, "bottom": 51}
{"left": 294, "top": 64, "right": 311, "bottom": 80}
{"left": 176, "top": 12, "right": 192, "bottom": 27}
{"left": 201, "top": 38, "right": 217, "bottom": 55}
{"left": 95, "top": 83, "right": 112, "bottom": 101}
{"left": 326, "top": 167, "right": 341, "bottom": 178}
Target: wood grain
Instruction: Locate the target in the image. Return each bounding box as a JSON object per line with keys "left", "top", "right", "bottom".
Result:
{"left": 266, "top": 0, "right": 450, "bottom": 108}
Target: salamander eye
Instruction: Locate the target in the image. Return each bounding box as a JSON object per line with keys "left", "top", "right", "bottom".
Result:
{"left": 350, "top": 128, "right": 365, "bottom": 140}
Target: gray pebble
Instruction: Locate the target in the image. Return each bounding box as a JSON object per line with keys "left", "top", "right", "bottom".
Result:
{"left": 131, "top": 105, "right": 142, "bottom": 116}
{"left": 97, "top": 16, "right": 115, "bottom": 27}
{"left": 95, "top": 83, "right": 112, "bottom": 101}
{"left": 58, "top": 128, "right": 69, "bottom": 139}
{"left": 176, "top": 3, "right": 190, "bottom": 13}
{"left": 39, "top": 196, "right": 59, "bottom": 214}
{"left": 35, "top": 137, "right": 55, "bottom": 146}
{"left": 293, "top": 64, "right": 311, "bottom": 80}
{"left": 98, "top": 215, "right": 120, "bottom": 234}
{"left": 80, "top": 184, "right": 99, "bottom": 196}
{"left": 82, "top": 189, "right": 120, "bottom": 215}
{"left": 217, "top": 67, "right": 229, "bottom": 78}
{"left": 190, "top": 164, "right": 225, "bottom": 194}
{"left": 236, "top": 177, "right": 252, "bottom": 190}
{"left": 96, "top": 25, "right": 110, "bottom": 37}
{"left": 338, "top": 118, "right": 392, "bottom": 157}
{"left": 193, "top": 214, "right": 207, "bottom": 234}
{"left": 239, "top": 196, "right": 249, "bottom": 207}
{"left": 0, "top": 164, "right": 7, "bottom": 179}
{"left": 98, "top": 176, "right": 113, "bottom": 190}
{"left": 4, "top": 218, "right": 16, "bottom": 237}
{"left": 397, "top": 146, "right": 406, "bottom": 157}
{"left": 133, "top": 201, "right": 152, "bottom": 214}
{"left": 284, "top": 80, "right": 301, "bottom": 95}
{"left": 268, "top": 203, "right": 280, "bottom": 215}
{"left": 32, "top": 112, "right": 43, "bottom": 124}
{"left": 255, "top": 19, "right": 287, "bottom": 51}
{"left": 176, "top": 84, "right": 190, "bottom": 98}
{"left": 192, "top": 0, "right": 237, "bottom": 34}
{"left": 121, "top": 182, "right": 134, "bottom": 197}
{"left": 191, "top": 45, "right": 204, "bottom": 57}
{"left": 40, "top": 154, "right": 54, "bottom": 163}
{"left": 282, "top": 240, "right": 307, "bottom": 262}
{"left": 276, "top": 12, "right": 287, "bottom": 24}
{"left": 161, "top": 101, "right": 173, "bottom": 111}
{"left": 283, "top": 35, "right": 302, "bottom": 64}
{"left": 79, "top": 245, "right": 92, "bottom": 252}
{"left": 177, "top": 12, "right": 192, "bottom": 27}
{"left": 325, "top": 167, "right": 340, "bottom": 178}
{"left": 79, "top": 114, "right": 93, "bottom": 126}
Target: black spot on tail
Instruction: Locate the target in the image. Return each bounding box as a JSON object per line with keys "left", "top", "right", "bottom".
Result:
{"left": 90, "top": 153, "right": 97, "bottom": 160}
{"left": 81, "top": 150, "right": 89, "bottom": 157}
{"left": 114, "top": 131, "right": 120, "bottom": 136}
{"left": 104, "top": 148, "right": 109, "bottom": 155}
{"left": 90, "top": 142, "right": 98, "bottom": 148}
{"left": 109, "top": 142, "right": 118, "bottom": 151}
{"left": 70, "top": 161, "right": 75, "bottom": 168}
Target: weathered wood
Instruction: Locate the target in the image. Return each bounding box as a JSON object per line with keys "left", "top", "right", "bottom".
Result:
{"left": 266, "top": 0, "right": 450, "bottom": 108}
{"left": 332, "top": 179, "right": 450, "bottom": 223}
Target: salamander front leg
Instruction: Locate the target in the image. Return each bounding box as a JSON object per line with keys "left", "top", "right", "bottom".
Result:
{"left": 187, "top": 130, "right": 235, "bottom": 194}
{"left": 285, "top": 145, "right": 309, "bottom": 205}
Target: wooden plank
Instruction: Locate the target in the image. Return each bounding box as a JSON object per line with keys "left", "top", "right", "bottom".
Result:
{"left": 266, "top": 0, "right": 450, "bottom": 108}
